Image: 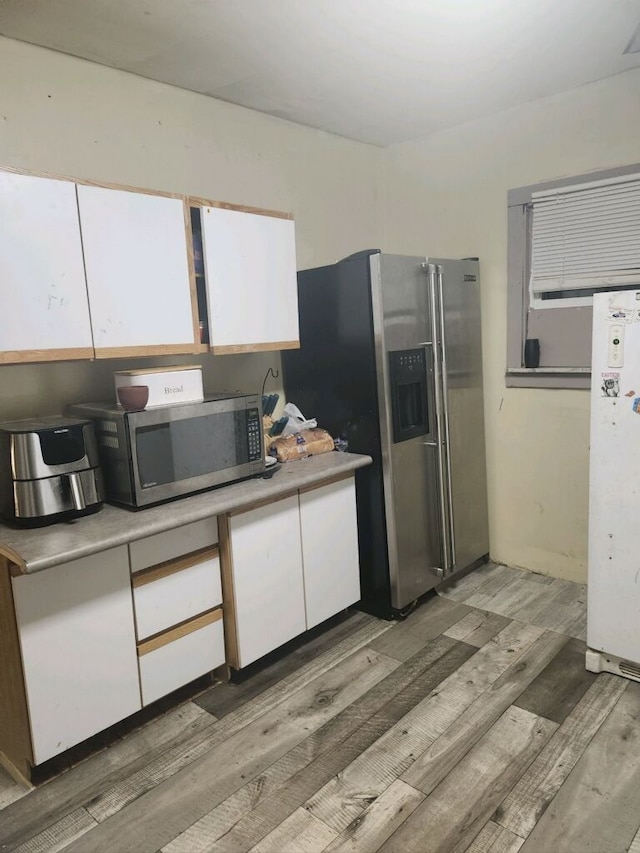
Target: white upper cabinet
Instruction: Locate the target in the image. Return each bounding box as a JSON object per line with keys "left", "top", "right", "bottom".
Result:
{"left": 0, "top": 167, "right": 299, "bottom": 364}
{"left": 77, "top": 185, "right": 198, "bottom": 357}
{"left": 0, "top": 171, "right": 93, "bottom": 363}
{"left": 200, "top": 205, "right": 299, "bottom": 354}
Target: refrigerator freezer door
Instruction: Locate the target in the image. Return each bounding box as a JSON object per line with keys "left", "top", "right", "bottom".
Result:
{"left": 432, "top": 258, "right": 489, "bottom": 576}
{"left": 372, "top": 254, "right": 443, "bottom": 609}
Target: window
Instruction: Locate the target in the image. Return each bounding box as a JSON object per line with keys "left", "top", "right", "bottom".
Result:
{"left": 506, "top": 163, "right": 640, "bottom": 389}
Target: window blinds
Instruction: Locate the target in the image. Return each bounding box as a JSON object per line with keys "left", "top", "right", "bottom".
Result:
{"left": 530, "top": 172, "right": 640, "bottom": 297}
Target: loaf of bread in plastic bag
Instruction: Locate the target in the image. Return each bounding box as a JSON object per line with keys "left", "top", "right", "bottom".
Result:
{"left": 268, "top": 428, "right": 334, "bottom": 462}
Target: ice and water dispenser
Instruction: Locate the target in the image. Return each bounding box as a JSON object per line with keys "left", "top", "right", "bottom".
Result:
{"left": 388, "top": 348, "right": 431, "bottom": 444}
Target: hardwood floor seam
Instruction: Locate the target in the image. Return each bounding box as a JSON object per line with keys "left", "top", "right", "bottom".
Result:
{"left": 321, "top": 780, "right": 426, "bottom": 853}
{"left": 518, "top": 682, "right": 640, "bottom": 853}
{"left": 377, "top": 706, "right": 558, "bottom": 853}
{"left": 161, "top": 634, "right": 477, "bottom": 853}
{"left": 494, "top": 672, "right": 629, "bottom": 840}
{"left": 303, "top": 621, "right": 547, "bottom": 834}
{"left": 12, "top": 808, "right": 97, "bottom": 853}
{"left": 401, "top": 630, "right": 569, "bottom": 795}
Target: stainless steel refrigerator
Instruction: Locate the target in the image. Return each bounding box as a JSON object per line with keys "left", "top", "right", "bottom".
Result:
{"left": 282, "top": 251, "right": 489, "bottom": 619}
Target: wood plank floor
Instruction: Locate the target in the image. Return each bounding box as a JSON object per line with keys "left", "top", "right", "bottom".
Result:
{"left": 2, "top": 563, "right": 638, "bottom": 853}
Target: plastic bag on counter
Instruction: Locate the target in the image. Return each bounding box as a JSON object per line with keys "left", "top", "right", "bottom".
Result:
{"left": 281, "top": 402, "right": 317, "bottom": 436}
{"left": 269, "top": 428, "right": 334, "bottom": 462}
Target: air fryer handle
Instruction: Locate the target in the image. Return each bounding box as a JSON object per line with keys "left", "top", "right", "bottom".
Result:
{"left": 67, "top": 472, "right": 86, "bottom": 511}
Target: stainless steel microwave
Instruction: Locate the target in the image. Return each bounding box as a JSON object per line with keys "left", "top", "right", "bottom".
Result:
{"left": 67, "top": 394, "right": 264, "bottom": 508}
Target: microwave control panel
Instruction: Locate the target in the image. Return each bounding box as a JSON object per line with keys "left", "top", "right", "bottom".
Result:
{"left": 247, "top": 407, "right": 263, "bottom": 461}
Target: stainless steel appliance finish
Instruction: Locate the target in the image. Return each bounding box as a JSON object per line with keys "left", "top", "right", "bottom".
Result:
{"left": 0, "top": 416, "right": 104, "bottom": 526}
{"left": 282, "top": 251, "right": 489, "bottom": 618}
{"left": 67, "top": 394, "right": 265, "bottom": 508}
{"left": 13, "top": 468, "right": 103, "bottom": 518}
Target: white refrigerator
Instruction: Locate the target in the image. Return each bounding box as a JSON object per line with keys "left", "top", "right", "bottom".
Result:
{"left": 587, "top": 290, "right": 640, "bottom": 680}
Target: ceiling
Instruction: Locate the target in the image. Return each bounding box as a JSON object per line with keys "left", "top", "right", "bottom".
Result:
{"left": 1, "top": 0, "right": 640, "bottom": 146}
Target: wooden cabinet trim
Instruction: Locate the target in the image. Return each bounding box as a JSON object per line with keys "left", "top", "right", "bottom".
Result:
{"left": 137, "top": 608, "right": 222, "bottom": 656}
{"left": 93, "top": 343, "right": 200, "bottom": 359}
{"left": 227, "top": 477, "right": 352, "bottom": 516}
{"left": 188, "top": 196, "right": 293, "bottom": 220}
{"left": 218, "top": 515, "right": 240, "bottom": 670}
{"left": 0, "top": 163, "right": 184, "bottom": 200}
{"left": 298, "top": 472, "right": 352, "bottom": 495}
{"left": 116, "top": 364, "right": 203, "bottom": 376}
{"left": 0, "top": 165, "right": 292, "bottom": 215}
{"left": 0, "top": 347, "right": 94, "bottom": 365}
{"left": 131, "top": 545, "right": 219, "bottom": 588}
{"left": 0, "top": 548, "right": 27, "bottom": 576}
{"left": 0, "top": 558, "right": 35, "bottom": 780}
{"left": 210, "top": 340, "right": 300, "bottom": 355}
{"left": 227, "top": 490, "right": 300, "bottom": 518}
{"left": 182, "top": 198, "right": 202, "bottom": 347}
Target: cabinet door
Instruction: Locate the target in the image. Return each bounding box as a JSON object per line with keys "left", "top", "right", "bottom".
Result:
{"left": 11, "top": 547, "right": 141, "bottom": 765}
{"left": 299, "top": 477, "right": 361, "bottom": 629}
{"left": 0, "top": 170, "right": 93, "bottom": 363}
{"left": 77, "top": 185, "right": 198, "bottom": 357}
{"left": 227, "top": 494, "right": 306, "bottom": 667}
{"left": 201, "top": 206, "right": 299, "bottom": 354}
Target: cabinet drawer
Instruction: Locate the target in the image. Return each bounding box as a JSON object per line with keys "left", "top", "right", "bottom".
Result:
{"left": 129, "top": 518, "right": 218, "bottom": 573}
{"left": 132, "top": 548, "right": 222, "bottom": 641}
{"left": 138, "top": 611, "right": 224, "bottom": 706}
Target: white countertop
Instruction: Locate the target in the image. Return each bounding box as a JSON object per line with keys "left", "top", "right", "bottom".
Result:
{"left": 0, "top": 451, "right": 372, "bottom": 574}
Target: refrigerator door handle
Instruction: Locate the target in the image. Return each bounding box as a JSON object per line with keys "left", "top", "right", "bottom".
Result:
{"left": 436, "top": 265, "right": 457, "bottom": 571}
{"left": 426, "top": 263, "right": 452, "bottom": 574}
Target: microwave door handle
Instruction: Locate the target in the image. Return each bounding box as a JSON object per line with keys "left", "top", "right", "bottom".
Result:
{"left": 436, "top": 265, "right": 456, "bottom": 570}
{"left": 425, "top": 262, "right": 451, "bottom": 575}
{"left": 67, "top": 471, "right": 86, "bottom": 511}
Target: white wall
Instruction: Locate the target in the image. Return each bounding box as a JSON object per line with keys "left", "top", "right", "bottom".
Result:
{"left": 0, "top": 37, "right": 383, "bottom": 420}
{"left": 3, "top": 35, "right": 640, "bottom": 583}
{"left": 383, "top": 68, "right": 640, "bottom": 582}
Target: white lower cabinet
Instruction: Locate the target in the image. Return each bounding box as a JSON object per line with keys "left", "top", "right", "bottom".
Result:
{"left": 130, "top": 519, "right": 225, "bottom": 705}
{"left": 2, "top": 480, "right": 361, "bottom": 771}
{"left": 11, "top": 547, "right": 141, "bottom": 765}
{"left": 10, "top": 519, "right": 226, "bottom": 767}
{"left": 225, "top": 476, "right": 361, "bottom": 668}
{"left": 227, "top": 493, "right": 307, "bottom": 668}
{"left": 299, "top": 478, "right": 361, "bottom": 630}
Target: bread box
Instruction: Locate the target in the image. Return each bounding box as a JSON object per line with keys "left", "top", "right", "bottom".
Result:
{"left": 114, "top": 365, "right": 204, "bottom": 409}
